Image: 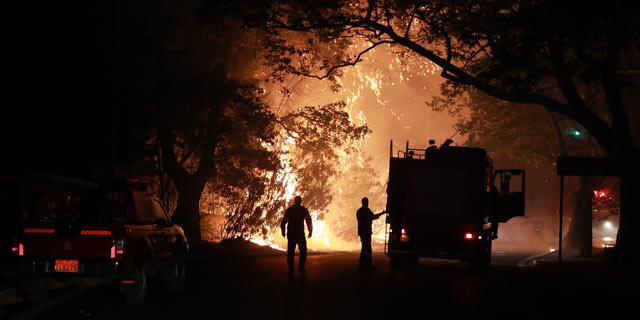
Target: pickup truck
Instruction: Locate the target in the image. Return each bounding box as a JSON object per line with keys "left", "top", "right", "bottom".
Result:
{"left": 8, "top": 176, "right": 188, "bottom": 304}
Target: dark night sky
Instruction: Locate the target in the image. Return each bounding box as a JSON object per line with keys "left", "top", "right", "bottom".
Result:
{"left": 4, "top": 1, "right": 134, "bottom": 177}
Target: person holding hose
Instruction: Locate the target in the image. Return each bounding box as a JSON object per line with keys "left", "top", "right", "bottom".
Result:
{"left": 357, "top": 197, "right": 386, "bottom": 271}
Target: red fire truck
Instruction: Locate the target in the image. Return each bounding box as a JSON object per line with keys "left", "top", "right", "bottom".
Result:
{"left": 384, "top": 140, "right": 525, "bottom": 272}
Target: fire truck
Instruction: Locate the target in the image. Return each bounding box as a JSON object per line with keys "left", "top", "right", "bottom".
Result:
{"left": 384, "top": 140, "right": 525, "bottom": 272}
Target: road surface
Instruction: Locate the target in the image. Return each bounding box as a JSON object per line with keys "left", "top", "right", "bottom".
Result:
{"left": 3, "top": 246, "right": 638, "bottom": 320}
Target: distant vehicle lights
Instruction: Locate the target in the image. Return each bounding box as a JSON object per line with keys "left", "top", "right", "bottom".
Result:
{"left": 594, "top": 190, "right": 607, "bottom": 198}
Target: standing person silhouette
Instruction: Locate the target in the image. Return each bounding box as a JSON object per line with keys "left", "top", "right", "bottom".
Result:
{"left": 356, "top": 197, "right": 386, "bottom": 271}
{"left": 281, "top": 196, "right": 313, "bottom": 275}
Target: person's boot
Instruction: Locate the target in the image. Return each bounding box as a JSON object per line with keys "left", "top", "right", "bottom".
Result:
{"left": 298, "top": 255, "right": 306, "bottom": 273}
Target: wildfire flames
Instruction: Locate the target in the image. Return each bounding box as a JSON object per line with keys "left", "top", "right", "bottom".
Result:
{"left": 203, "top": 41, "right": 449, "bottom": 252}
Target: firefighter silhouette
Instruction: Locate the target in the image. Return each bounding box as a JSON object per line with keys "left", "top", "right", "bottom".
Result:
{"left": 356, "top": 197, "right": 386, "bottom": 271}
{"left": 440, "top": 138, "right": 453, "bottom": 149}
{"left": 281, "top": 196, "right": 313, "bottom": 275}
{"left": 425, "top": 139, "right": 438, "bottom": 157}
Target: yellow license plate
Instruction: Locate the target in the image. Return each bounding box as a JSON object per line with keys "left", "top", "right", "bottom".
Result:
{"left": 54, "top": 259, "right": 79, "bottom": 273}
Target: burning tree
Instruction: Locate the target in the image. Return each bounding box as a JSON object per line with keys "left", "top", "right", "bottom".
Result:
{"left": 235, "top": 0, "right": 640, "bottom": 264}
{"left": 208, "top": 102, "right": 370, "bottom": 241}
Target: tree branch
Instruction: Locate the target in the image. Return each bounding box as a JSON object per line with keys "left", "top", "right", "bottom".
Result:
{"left": 291, "top": 40, "right": 393, "bottom": 80}
{"left": 603, "top": 4, "right": 633, "bottom": 157}
{"left": 362, "top": 19, "right": 614, "bottom": 153}
{"left": 547, "top": 41, "right": 587, "bottom": 109}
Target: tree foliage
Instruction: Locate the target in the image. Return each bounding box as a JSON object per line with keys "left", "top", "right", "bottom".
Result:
{"left": 216, "top": 101, "right": 371, "bottom": 240}
{"left": 109, "top": 0, "right": 376, "bottom": 243}
{"left": 249, "top": 0, "right": 639, "bottom": 156}
{"left": 246, "top": 0, "right": 640, "bottom": 261}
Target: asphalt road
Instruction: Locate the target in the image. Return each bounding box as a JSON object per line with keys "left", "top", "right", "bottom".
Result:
{"left": 3, "top": 246, "right": 638, "bottom": 320}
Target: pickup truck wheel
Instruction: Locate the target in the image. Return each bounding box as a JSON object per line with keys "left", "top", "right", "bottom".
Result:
{"left": 163, "top": 245, "right": 187, "bottom": 291}
{"left": 125, "top": 263, "right": 148, "bottom": 304}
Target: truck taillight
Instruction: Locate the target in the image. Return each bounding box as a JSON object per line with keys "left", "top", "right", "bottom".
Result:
{"left": 464, "top": 232, "right": 483, "bottom": 240}
{"left": 11, "top": 243, "right": 24, "bottom": 256}
{"left": 116, "top": 238, "right": 125, "bottom": 255}
{"left": 111, "top": 238, "right": 125, "bottom": 258}
{"left": 400, "top": 229, "right": 410, "bottom": 242}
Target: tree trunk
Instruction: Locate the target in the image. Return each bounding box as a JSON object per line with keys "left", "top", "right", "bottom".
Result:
{"left": 172, "top": 177, "right": 207, "bottom": 244}
{"left": 564, "top": 177, "right": 593, "bottom": 257}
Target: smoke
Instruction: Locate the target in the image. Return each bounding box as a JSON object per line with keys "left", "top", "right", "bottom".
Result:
{"left": 493, "top": 216, "right": 564, "bottom": 255}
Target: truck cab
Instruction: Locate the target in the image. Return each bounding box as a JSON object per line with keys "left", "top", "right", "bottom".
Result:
{"left": 384, "top": 141, "right": 525, "bottom": 272}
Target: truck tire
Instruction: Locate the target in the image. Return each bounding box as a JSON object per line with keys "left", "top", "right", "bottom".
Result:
{"left": 163, "top": 245, "right": 187, "bottom": 291}
{"left": 468, "top": 239, "right": 492, "bottom": 274}
{"left": 125, "top": 259, "right": 149, "bottom": 304}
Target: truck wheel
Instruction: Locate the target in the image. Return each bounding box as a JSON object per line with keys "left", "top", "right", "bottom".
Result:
{"left": 125, "top": 262, "right": 148, "bottom": 304}
{"left": 468, "top": 239, "right": 492, "bottom": 274}
{"left": 163, "top": 245, "right": 187, "bottom": 291}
